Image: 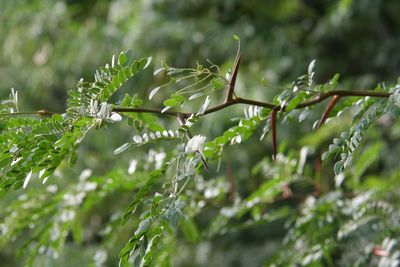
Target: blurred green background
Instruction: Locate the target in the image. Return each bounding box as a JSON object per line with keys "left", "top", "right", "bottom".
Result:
{"left": 3, "top": 0, "right": 400, "bottom": 111}
{"left": 1, "top": 0, "right": 400, "bottom": 266}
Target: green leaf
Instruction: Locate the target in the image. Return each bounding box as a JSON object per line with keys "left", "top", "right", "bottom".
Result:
{"left": 170, "top": 210, "right": 179, "bottom": 227}
{"left": 211, "top": 78, "right": 224, "bottom": 90}
{"left": 148, "top": 123, "right": 164, "bottom": 132}
{"left": 119, "top": 235, "right": 141, "bottom": 267}
{"left": 133, "top": 97, "right": 143, "bottom": 107}
{"left": 171, "top": 94, "right": 186, "bottom": 103}
{"left": 385, "top": 103, "right": 400, "bottom": 118}
{"left": 334, "top": 160, "right": 344, "bottom": 175}
{"left": 286, "top": 91, "right": 308, "bottom": 112}
{"left": 68, "top": 151, "right": 78, "bottom": 167}
{"left": 38, "top": 140, "right": 51, "bottom": 150}
{"left": 163, "top": 99, "right": 178, "bottom": 107}
{"left": 118, "top": 51, "right": 127, "bottom": 66}
{"left": 134, "top": 218, "right": 151, "bottom": 235}
{"left": 121, "top": 93, "right": 133, "bottom": 107}
{"left": 125, "top": 49, "right": 133, "bottom": 64}
{"left": 52, "top": 114, "right": 64, "bottom": 122}
{"left": 215, "top": 136, "right": 227, "bottom": 145}
{"left": 118, "top": 69, "right": 126, "bottom": 83}
{"left": 12, "top": 180, "right": 23, "bottom": 190}
{"left": 113, "top": 76, "right": 120, "bottom": 88}
{"left": 140, "top": 230, "right": 163, "bottom": 266}
{"left": 329, "top": 73, "right": 340, "bottom": 89}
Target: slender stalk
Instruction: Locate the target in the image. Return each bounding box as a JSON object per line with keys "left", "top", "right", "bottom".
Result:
{"left": 175, "top": 74, "right": 212, "bottom": 93}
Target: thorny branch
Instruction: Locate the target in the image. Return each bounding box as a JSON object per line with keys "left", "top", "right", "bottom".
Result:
{"left": 0, "top": 51, "right": 392, "bottom": 119}
{"left": 113, "top": 90, "right": 391, "bottom": 118}
{"left": 0, "top": 90, "right": 392, "bottom": 119}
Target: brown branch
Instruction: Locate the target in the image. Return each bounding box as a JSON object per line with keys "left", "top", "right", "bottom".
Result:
{"left": 295, "top": 90, "right": 390, "bottom": 109}
{"left": 1, "top": 90, "right": 391, "bottom": 119}
{"left": 111, "top": 107, "right": 183, "bottom": 117}
{"left": 113, "top": 90, "right": 390, "bottom": 118}
{"left": 0, "top": 110, "right": 56, "bottom": 117}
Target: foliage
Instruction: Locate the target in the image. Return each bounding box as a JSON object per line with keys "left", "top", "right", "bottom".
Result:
{"left": 2, "top": 1, "right": 400, "bottom": 267}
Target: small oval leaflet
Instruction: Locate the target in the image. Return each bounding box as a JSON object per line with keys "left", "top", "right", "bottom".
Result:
{"left": 161, "top": 106, "right": 173, "bottom": 113}
{"left": 23, "top": 171, "right": 33, "bottom": 189}
{"left": 149, "top": 87, "right": 161, "bottom": 100}
{"left": 153, "top": 68, "right": 165, "bottom": 76}
{"left": 9, "top": 146, "right": 18, "bottom": 154}
{"left": 111, "top": 54, "right": 115, "bottom": 67}
{"left": 109, "top": 112, "right": 122, "bottom": 122}
{"left": 197, "top": 96, "right": 211, "bottom": 115}
{"left": 118, "top": 52, "right": 127, "bottom": 66}
{"left": 308, "top": 59, "right": 316, "bottom": 75}
{"left": 143, "top": 57, "right": 152, "bottom": 69}
{"left": 143, "top": 133, "right": 149, "bottom": 142}
{"left": 163, "top": 99, "right": 178, "bottom": 107}
{"left": 133, "top": 135, "right": 143, "bottom": 143}
{"left": 188, "top": 93, "right": 204, "bottom": 100}
{"left": 113, "top": 143, "right": 131, "bottom": 155}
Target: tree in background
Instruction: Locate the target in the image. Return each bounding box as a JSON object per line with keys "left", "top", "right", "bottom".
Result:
{"left": 1, "top": 0, "right": 400, "bottom": 266}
